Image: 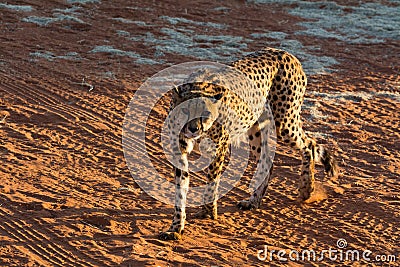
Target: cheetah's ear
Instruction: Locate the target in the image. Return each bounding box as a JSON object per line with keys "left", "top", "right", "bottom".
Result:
{"left": 213, "top": 93, "right": 223, "bottom": 101}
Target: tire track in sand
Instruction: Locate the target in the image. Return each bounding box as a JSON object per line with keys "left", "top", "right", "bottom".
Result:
{"left": 0, "top": 208, "right": 108, "bottom": 267}
{"left": 0, "top": 192, "right": 120, "bottom": 267}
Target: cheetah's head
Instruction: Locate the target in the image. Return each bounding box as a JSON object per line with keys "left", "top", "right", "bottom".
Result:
{"left": 172, "top": 84, "right": 224, "bottom": 140}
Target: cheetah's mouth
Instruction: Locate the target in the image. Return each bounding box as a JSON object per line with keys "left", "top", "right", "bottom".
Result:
{"left": 184, "top": 132, "right": 202, "bottom": 140}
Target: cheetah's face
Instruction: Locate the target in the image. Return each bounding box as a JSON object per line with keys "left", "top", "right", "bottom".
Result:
{"left": 171, "top": 89, "right": 223, "bottom": 140}
{"left": 179, "top": 94, "right": 222, "bottom": 139}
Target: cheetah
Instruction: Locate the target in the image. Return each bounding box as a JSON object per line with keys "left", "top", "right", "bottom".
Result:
{"left": 159, "top": 47, "right": 338, "bottom": 240}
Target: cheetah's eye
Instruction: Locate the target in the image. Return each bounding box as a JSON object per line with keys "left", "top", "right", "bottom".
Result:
{"left": 181, "top": 107, "right": 189, "bottom": 115}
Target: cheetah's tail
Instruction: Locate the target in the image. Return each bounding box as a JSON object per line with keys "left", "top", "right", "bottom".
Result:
{"left": 317, "top": 145, "right": 339, "bottom": 178}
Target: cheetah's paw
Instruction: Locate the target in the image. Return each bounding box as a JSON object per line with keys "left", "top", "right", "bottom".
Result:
{"left": 159, "top": 231, "right": 182, "bottom": 240}
{"left": 194, "top": 209, "right": 217, "bottom": 220}
{"left": 237, "top": 200, "right": 259, "bottom": 210}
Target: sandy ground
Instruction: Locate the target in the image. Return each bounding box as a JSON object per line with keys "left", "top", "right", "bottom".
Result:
{"left": 0, "top": 0, "right": 399, "bottom": 266}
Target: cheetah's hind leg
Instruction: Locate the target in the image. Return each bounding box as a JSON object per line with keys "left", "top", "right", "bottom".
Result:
{"left": 301, "top": 144, "right": 339, "bottom": 204}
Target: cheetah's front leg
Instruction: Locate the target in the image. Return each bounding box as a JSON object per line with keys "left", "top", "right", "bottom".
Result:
{"left": 196, "top": 127, "right": 230, "bottom": 219}
{"left": 238, "top": 110, "right": 275, "bottom": 210}
{"left": 197, "top": 140, "right": 229, "bottom": 219}
{"left": 159, "top": 155, "right": 189, "bottom": 240}
{"left": 159, "top": 138, "right": 193, "bottom": 240}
